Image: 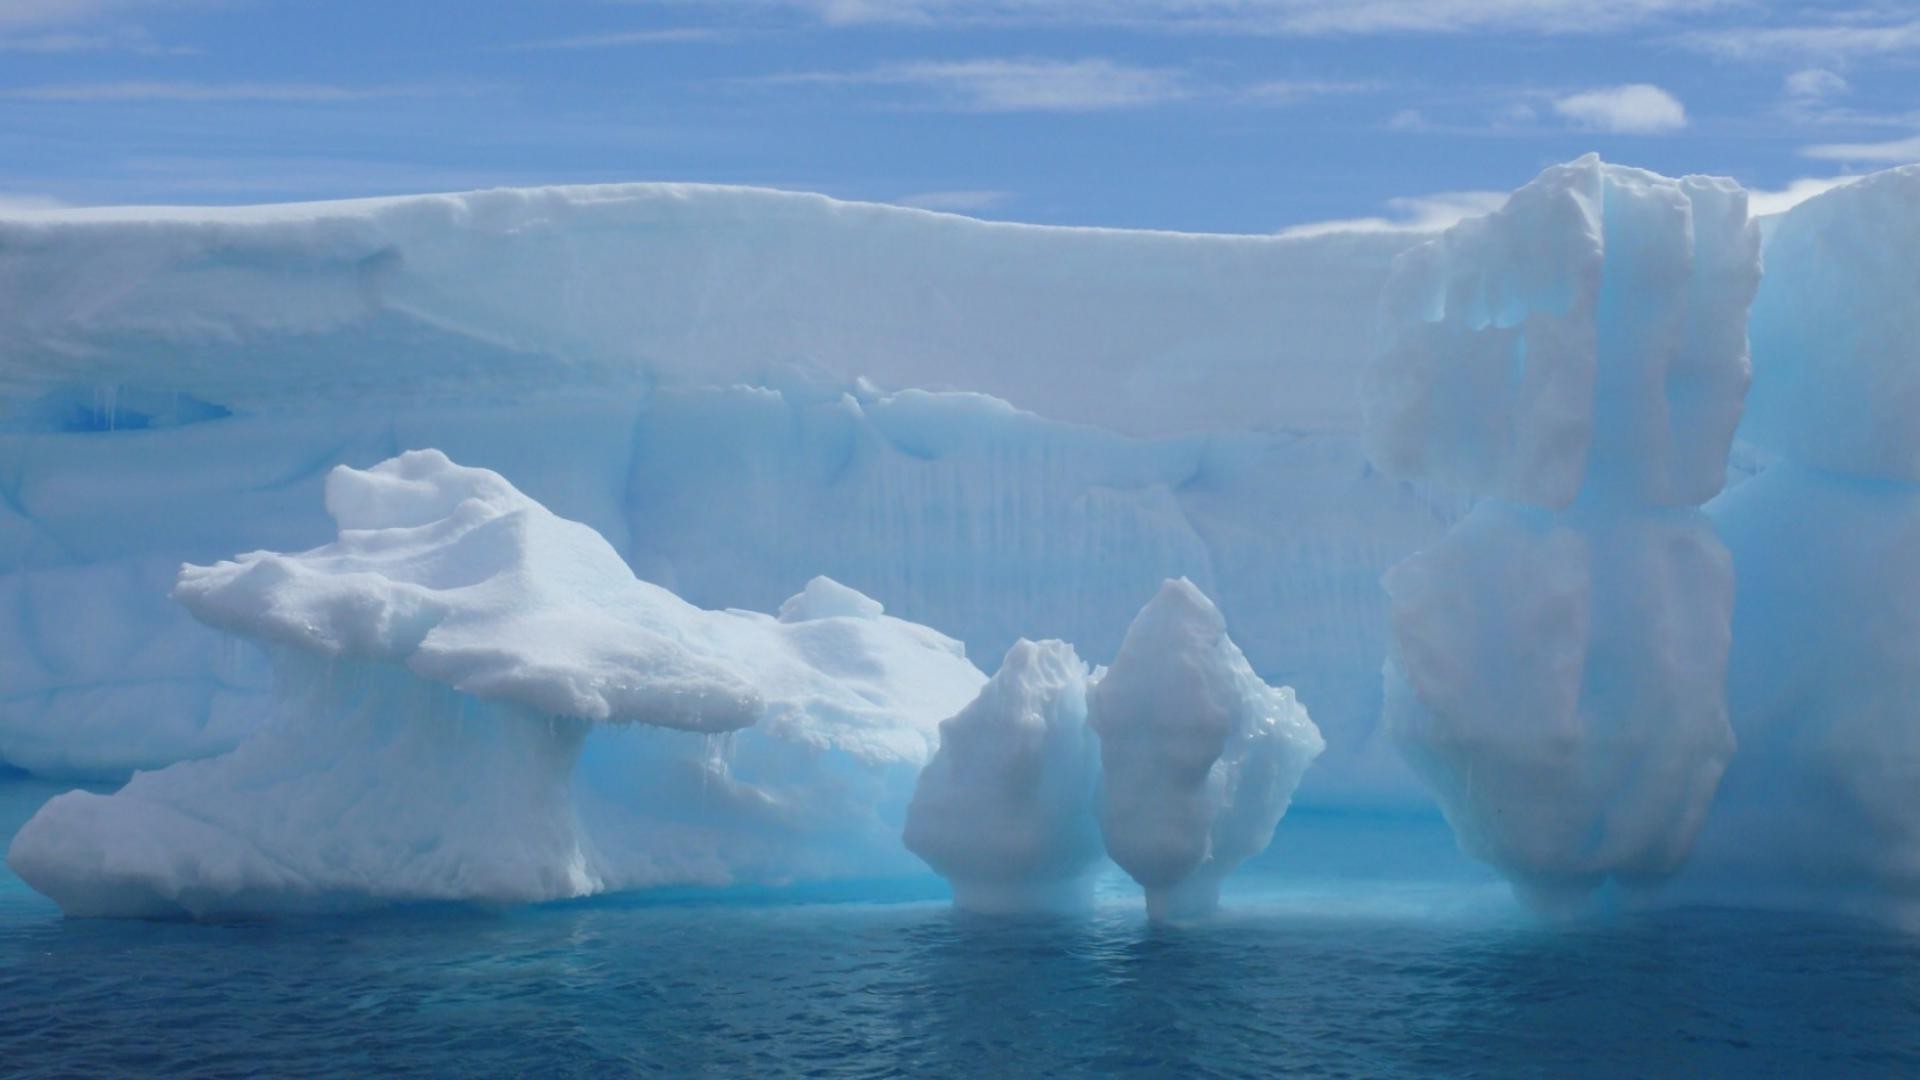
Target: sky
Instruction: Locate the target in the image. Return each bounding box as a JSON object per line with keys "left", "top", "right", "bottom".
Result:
{"left": 1, "top": 0, "right": 1917, "bottom": 233}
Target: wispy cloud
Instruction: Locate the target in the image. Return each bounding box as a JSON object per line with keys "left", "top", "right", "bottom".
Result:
{"left": 4, "top": 81, "right": 463, "bottom": 103}
{"left": 0, "top": 26, "right": 191, "bottom": 53}
{"left": 694, "top": 0, "right": 1731, "bottom": 35}
{"left": 1551, "top": 83, "right": 1687, "bottom": 134}
{"left": 753, "top": 59, "right": 1384, "bottom": 112}
{"left": 1784, "top": 67, "right": 1849, "bottom": 104}
{"left": 1679, "top": 16, "right": 1920, "bottom": 62}
{"left": 1235, "top": 79, "right": 1382, "bottom": 105}
{"left": 1278, "top": 190, "right": 1507, "bottom": 237}
{"left": 507, "top": 27, "right": 728, "bottom": 51}
{"left": 763, "top": 58, "right": 1193, "bottom": 111}
{"left": 895, "top": 189, "right": 1014, "bottom": 211}
{"left": 1801, "top": 133, "right": 1920, "bottom": 164}
{"left": 0, "top": 0, "right": 147, "bottom": 30}
{"left": 0, "top": 191, "right": 69, "bottom": 212}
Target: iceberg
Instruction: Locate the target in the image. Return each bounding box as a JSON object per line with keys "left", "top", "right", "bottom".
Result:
{"left": 6, "top": 451, "right": 987, "bottom": 916}
{"left": 1089, "top": 579, "right": 1324, "bottom": 920}
{"left": 903, "top": 639, "right": 1103, "bottom": 914}
{"left": 1367, "top": 156, "right": 1755, "bottom": 911}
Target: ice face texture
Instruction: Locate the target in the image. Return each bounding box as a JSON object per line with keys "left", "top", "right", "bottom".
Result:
{"left": 6, "top": 451, "right": 986, "bottom": 916}
{"left": 1383, "top": 503, "right": 1735, "bottom": 909}
{"left": 1088, "top": 579, "right": 1324, "bottom": 920}
{"left": 1366, "top": 154, "right": 1758, "bottom": 509}
{"left": 1743, "top": 165, "right": 1920, "bottom": 481}
{"left": 1690, "top": 167, "right": 1920, "bottom": 924}
{"left": 1367, "top": 156, "right": 1755, "bottom": 911}
{"left": 903, "top": 639, "right": 1103, "bottom": 914}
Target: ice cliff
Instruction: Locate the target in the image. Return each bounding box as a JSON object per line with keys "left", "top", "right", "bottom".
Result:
{"left": 0, "top": 184, "right": 1445, "bottom": 807}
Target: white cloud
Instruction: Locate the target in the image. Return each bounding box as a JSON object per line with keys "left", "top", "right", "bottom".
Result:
{"left": 1745, "top": 176, "right": 1864, "bottom": 216}
{"left": 1784, "top": 67, "right": 1848, "bottom": 102}
{"left": 765, "top": 58, "right": 1192, "bottom": 111}
{"left": 694, "top": 0, "right": 1731, "bottom": 35}
{"left": 894, "top": 189, "right": 1014, "bottom": 211}
{"left": 1801, "top": 133, "right": 1920, "bottom": 164}
{"left": 1278, "top": 190, "right": 1507, "bottom": 237}
{"left": 5, "top": 81, "right": 456, "bottom": 103}
{"left": 1680, "top": 18, "right": 1920, "bottom": 61}
{"left": 1552, "top": 83, "right": 1687, "bottom": 134}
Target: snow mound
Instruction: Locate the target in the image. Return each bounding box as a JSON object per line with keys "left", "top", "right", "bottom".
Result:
{"left": 1368, "top": 156, "right": 1753, "bottom": 912}
{"left": 6, "top": 451, "right": 986, "bottom": 916}
{"left": 1088, "top": 579, "right": 1324, "bottom": 920}
{"left": 903, "top": 639, "right": 1103, "bottom": 914}
{"left": 1366, "top": 153, "right": 1757, "bottom": 509}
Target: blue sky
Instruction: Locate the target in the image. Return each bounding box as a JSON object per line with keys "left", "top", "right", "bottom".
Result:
{"left": 1, "top": 0, "right": 1917, "bottom": 232}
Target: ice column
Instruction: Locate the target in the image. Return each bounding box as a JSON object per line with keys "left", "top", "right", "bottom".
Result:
{"left": 1089, "top": 579, "right": 1323, "bottom": 920}
{"left": 1364, "top": 155, "right": 1759, "bottom": 911}
{"left": 903, "top": 639, "right": 1104, "bottom": 913}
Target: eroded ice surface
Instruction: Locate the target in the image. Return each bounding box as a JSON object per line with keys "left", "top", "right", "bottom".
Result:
{"left": 1090, "top": 579, "right": 1324, "bottom": 920}
{"left": 1369, "top": 156, "right": 1753, "bottom": 911}
{"left": 6, "top": 452, "right": 986, "bottom": 916}
{"left": 903, "top": 638, "right": 1103, "bottom": 914}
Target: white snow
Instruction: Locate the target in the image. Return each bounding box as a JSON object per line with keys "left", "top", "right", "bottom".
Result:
{"left": 1088, "top": 579, "right": 1324, "bottom": 920}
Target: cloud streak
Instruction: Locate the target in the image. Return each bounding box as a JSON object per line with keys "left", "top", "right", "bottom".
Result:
{"left": 760, "top": 58, "right": 1193, "bottom": 111}
{"left": 1680, "top": 17, "right": 1920, "bottom": 62}
{"left": 5, "top": 81, "right": 464, "bottom": 103}
{"left": 753, "top": 58, "right": 1384, "bottom": 112}
{"left": 1801, "top": 133, "right": 1920, "bottom": 164}
{"left": 1278, "top": 190, "right": 1507, "bottom": 237}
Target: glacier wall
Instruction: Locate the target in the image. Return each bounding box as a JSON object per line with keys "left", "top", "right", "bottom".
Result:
{"left": 0, "top": 186, "right": 1452, "bottom": 805}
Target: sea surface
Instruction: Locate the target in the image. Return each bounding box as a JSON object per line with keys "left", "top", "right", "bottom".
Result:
{"left": 3, "top": 776, "right": 1918, "bottom": 1078}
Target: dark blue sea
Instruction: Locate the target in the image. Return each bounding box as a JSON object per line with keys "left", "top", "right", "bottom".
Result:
{"left": 4, "top": 776, "right": 1917, "bottom": 1078}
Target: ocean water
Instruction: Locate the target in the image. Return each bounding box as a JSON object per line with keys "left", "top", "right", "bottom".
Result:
{"left": 4, "top": 778, "right": 1918, "bottom": 1078}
